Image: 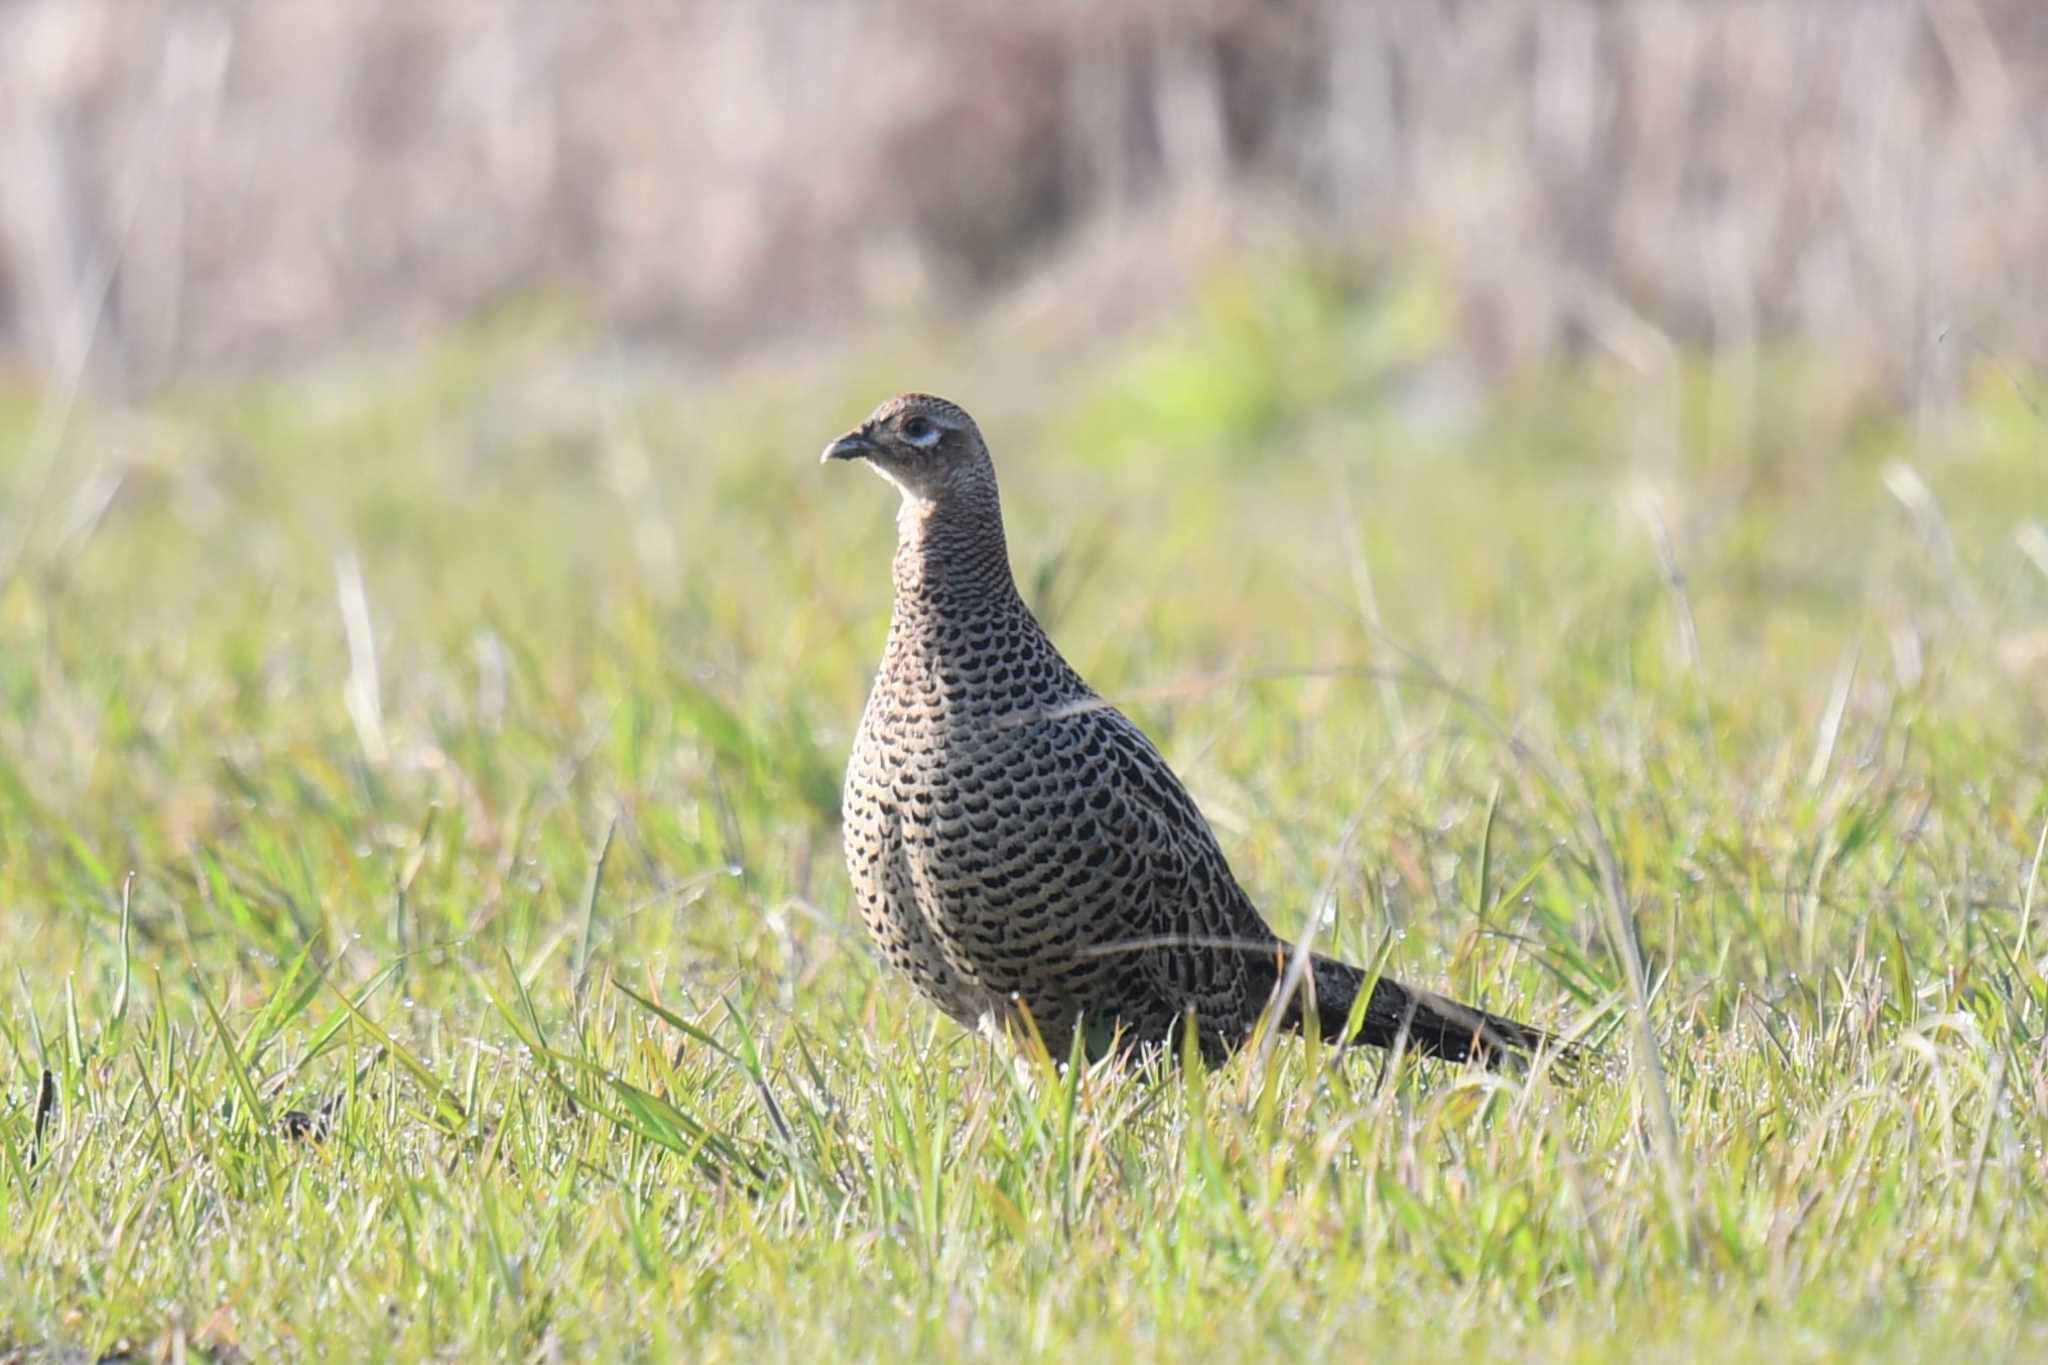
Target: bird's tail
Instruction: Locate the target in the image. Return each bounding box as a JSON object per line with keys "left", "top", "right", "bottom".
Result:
{"left": 1260, "top": 949, "right": 1567, "bottom": 1066}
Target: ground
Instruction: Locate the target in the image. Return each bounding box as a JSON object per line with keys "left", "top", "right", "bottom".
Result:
{"left": 1, "top": 270, "right": 2045, "bottom": 1360}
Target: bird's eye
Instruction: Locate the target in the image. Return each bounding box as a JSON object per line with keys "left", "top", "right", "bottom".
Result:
{"left": 901, "top": 416, "right": 940, "bottom": 447}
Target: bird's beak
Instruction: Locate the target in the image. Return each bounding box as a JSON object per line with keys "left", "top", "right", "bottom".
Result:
{"left": 820, "top": 429, "right": 878, "bottom": 464}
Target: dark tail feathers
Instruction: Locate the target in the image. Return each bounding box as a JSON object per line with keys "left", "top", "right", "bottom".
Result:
{"left": 1260, "top": 949, "right": 1567, "bottom": 1067}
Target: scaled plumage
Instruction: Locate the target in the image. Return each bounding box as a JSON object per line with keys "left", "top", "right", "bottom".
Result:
{"left": 825, "top": 393, "right": 1560, "bottom": 1065}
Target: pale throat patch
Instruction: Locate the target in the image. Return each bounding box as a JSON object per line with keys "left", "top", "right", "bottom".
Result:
{"left": 895, "top": 483, "right": 941, "bottom": 538}
{"left": 864, "top": 458, "right": 925, "bottom": 504}
{"left": 870, "top": 460, "right": 963, "bottom": 521}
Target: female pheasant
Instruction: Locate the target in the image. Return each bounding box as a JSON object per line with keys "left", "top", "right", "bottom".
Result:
{"left": 824, "top": 392, "right": 1559, "bottom": 1065}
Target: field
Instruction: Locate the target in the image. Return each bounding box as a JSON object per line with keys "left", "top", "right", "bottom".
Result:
{"left": 2, "top": 270, "right": 2046, "bottom": 1360}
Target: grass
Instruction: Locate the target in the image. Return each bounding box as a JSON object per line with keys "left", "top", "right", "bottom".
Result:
{"left": 1, "top": 271, "right": 2046, "bottom": 1360}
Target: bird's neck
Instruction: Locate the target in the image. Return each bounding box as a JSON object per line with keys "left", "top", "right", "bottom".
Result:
{"left": 889, "top": 481, "right": 1021, "bottom": 633}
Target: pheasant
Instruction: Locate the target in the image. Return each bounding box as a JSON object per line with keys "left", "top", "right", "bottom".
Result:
{"left": 824, "top": 392, "right": 1560, "bottom": 1065}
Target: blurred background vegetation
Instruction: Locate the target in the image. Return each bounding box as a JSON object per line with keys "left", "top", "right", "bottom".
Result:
{"left": 2, "top": 0, "right": 2044, "bottom": 396}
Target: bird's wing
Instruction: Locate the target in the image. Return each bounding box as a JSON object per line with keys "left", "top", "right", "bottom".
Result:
{"left": 1040, "top": 697, "right": 1280, "bottom": 1045}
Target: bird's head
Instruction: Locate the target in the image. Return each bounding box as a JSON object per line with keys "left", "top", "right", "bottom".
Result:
{"left": 820, "top": 393, "right": 992, "bottom": 505}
